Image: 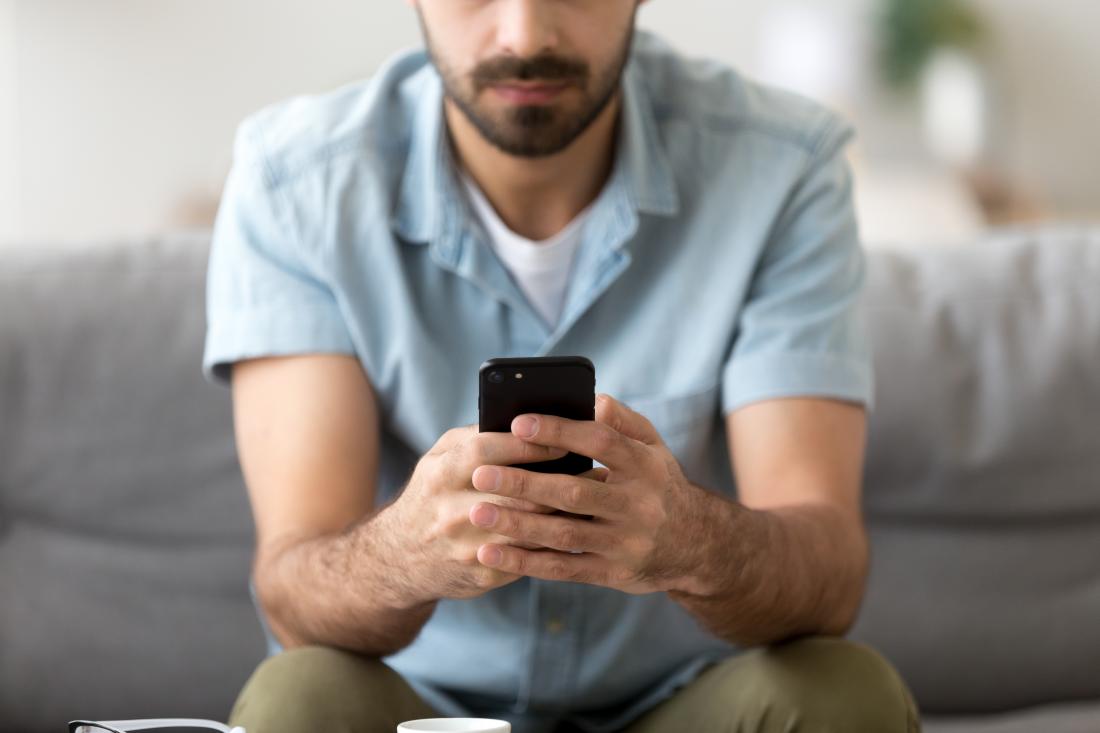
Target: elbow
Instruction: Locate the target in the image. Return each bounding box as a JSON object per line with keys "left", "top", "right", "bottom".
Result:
{"left": 827, "top": 527, "right": 870, "bottom": 637}
{"left": 252, "top": 543, "right": 316, "bottom": 650}
{"left": 822, "top": 598, "right": 862, "bottom": 638}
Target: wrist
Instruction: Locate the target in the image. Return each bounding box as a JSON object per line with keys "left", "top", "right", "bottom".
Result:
{"left": 667, "top": 488, "right": 748, "bottom": 599}
{"left": 356, "top": 500, "right": 440, "bottom": 611}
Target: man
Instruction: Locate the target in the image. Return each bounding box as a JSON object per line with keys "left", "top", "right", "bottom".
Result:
{"left": 202, "top": 1, "right": 921, "bottom": 731}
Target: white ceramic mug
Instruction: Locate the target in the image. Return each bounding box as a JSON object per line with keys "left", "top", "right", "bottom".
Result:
{"left": 397, "top": 719, "right": 510, "bottom": 733}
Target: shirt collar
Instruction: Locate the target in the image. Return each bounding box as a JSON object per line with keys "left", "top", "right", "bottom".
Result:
{"left": 392, "top": 51, "right": 680, "bottom": 248}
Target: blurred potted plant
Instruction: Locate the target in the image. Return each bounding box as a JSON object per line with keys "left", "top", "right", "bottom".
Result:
{"left": 878, "top": 0, "right": 984, "bottom": 90}
{"left": 877, "top": 0, "right": 989, "bottom": 169}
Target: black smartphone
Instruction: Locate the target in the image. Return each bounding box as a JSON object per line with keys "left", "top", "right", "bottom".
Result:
{"left": 478, "top": 356, "right": 595, "bottom": 475}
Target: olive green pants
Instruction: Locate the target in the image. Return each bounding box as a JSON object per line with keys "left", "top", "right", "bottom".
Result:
{"left": 228, "top": 636, "right": 920, "bottom": 733}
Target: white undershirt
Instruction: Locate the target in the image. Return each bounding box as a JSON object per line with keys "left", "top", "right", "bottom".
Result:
{"left": 460, "top": 170, "right": 593, "bottom": 329}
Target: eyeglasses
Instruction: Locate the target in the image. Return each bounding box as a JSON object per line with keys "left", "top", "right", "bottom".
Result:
{"left": 69, "top": 721, "right": 245, "bottom": 733}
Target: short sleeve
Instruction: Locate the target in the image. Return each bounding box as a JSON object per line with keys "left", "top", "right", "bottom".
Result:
{"left": 202, "top": 119, "right": 356, "bottom": 386}
{"left": 721, "top": 122, "right": 874, "bottom": 415}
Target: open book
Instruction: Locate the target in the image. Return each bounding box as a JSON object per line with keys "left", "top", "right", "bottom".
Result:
{"left": 69, "top": 720, "right": 245, "bottom": 732}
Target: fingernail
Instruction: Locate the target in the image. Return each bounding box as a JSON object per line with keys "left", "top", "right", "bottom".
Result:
{"left": 513, "top": 415, "right": 538, "bottom": 438}
{"left": 472, "top": 504, "right": 498, "bottom": 527}
{"left": 482, "top": 546, "right": 502, "bottom": 566}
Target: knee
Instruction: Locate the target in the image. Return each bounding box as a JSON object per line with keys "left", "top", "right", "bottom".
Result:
{"left": 228, "top": 645, "right": 404, "bottom": 733}
{"left": 737, "top": 636, "right": 919, "bottom": 733}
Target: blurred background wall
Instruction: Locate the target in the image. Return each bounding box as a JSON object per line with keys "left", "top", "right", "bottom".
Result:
{"left": 0, "top": 0, "right": 17, "bottom": 242}
{"left": 967, "top": 0, "right": 1100, "bottom": 216}
{"left": 1, "top": 0, "right": 1097, "bottom": 246}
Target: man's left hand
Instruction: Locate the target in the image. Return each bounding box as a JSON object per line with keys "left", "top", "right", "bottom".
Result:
{"left": 468, "top": 393, "right": 711, "bottom": 594}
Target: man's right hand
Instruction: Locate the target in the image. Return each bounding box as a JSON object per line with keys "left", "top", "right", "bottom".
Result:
{"left": 381, "top": 424, "right": 601, "bottom": 602}
{"left": 235, "top": 355, "right": 610, "bottom": 654}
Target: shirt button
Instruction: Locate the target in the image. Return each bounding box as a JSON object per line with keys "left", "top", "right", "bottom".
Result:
{"left": 546, "top": 618, "right": 565, "bottom": 634}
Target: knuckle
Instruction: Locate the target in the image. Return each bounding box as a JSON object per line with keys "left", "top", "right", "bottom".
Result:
{"left": 467, "top": 436, "right": 493, "bottom": 466}
{"left": 475, "top": 567, "right": 499, "bottom": 589}
{"left": 431, "top": 429, "right": 458, "bottom": 456}
{"left": 598, "top": 484, "right": 616, "bottom": 512}
{"left": 419, "top": 454, "right": 438, "bottom": 476}
{"left": 638, "top": 497, "right": 665, "bottom": 527}
{"left": 512, "top": 550, "right": 529, "bottom": 576}
{"left": 442, "top": 515, "right": 467, "bottom": 538}
{"left": 588, "top": 529, "right": 613, "bottom": 554}
{"left": 459, "top": 552, "right": 480, "bottom": 567}
{"left": 589, "top": 482, "right": 611, "bottom": 508}
{"left": 427, "top": 517, "right": 452, "bottom": 540}
{"left": 592, "top": 426, "right": 617, "bottom": 454}
{"left": 436, "top": 449, "right": 460, "bottom": 481}
{"left": 611, "top": 565, "right": 638, "bottom": 586}
{"left": 555, "top": 524, "right": 580, "bottom": 550}
{"left": 497, "top": 509, "right": 518, "bottom": 535}
{"left": 545, "top": 558, "right": 570, "bottom": 580}
{"left": 417, "top": 449, "right": 440, "bottom": 473}
{"left": 625, "top": 535, "right": 654, "bottom": 560}
{"left": 452, "top": 430, "right": 476, "bottom": 455}
{"left": 602, "top": 533, "right": 625, "bottom": 556}
{"left": 565, "top": 483, "right": 587, "bottom": 512}
{"left": 509, "top": 469, "right": 526, "bottom": 497}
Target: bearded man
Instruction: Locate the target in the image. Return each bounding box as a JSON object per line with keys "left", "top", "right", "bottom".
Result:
{"left": 203, "top": 2, "right": 921, "bottom": 731}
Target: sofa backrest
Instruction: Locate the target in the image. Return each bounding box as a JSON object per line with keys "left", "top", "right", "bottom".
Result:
{"left": 0, "top": 234, "right": 264, "bottom": 731}
{"left": 850, "top": 226, "right": 1100, "bottom": 714}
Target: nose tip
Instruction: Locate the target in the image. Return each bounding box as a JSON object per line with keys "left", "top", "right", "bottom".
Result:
{"left": 496, "top": 0, "right": 559, "bottom": 58}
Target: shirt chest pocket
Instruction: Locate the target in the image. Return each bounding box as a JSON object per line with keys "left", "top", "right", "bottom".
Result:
{"left": 616, "top": 383, "right": 722, "bottom": 473}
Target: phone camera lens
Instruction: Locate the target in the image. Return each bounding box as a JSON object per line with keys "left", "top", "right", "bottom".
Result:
{"left": 488, "top": 371, "right": 504, "bottom": 384}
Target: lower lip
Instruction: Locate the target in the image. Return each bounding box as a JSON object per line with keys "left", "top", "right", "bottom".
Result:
{"left": 490, "top": 84, "right": 568, "bottom": 104}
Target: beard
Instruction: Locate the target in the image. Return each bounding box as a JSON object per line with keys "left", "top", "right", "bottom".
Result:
{"left": 418, "top": 16, "right": 636, "bottom": 158}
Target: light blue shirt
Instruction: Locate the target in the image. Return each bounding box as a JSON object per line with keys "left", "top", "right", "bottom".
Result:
{"left": 203, "top": 30, "right": 873, "bottom": 733}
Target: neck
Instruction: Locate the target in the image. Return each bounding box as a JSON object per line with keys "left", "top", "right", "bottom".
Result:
{"left": 445, "top": 91, "right": 622, "bottom": 241}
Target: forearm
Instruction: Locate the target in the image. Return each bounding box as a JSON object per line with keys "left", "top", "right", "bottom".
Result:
{"left": 255, "top": 502, "right": 437, "bottom": 657}
{"left": 669, "top": 487, "right": 868, "bottom": 647}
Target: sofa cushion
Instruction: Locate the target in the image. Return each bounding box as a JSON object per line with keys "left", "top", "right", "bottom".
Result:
{"left": 851, "top": 226, "right": 1100, "bottom": 714}
{"left": 0, "top": 233, "right": 264, "bottom": 730}
{"left": 924, "top": 699, "right": 1100, "bottom": 733}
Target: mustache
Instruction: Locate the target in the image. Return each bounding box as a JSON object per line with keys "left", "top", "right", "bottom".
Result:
{"left": 472, "top": 53, "right": 590, "bottom": 91}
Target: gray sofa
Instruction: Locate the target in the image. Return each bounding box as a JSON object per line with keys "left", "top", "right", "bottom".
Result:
{"left": 1, "top": 227, "right": 1098, "bottom": 733}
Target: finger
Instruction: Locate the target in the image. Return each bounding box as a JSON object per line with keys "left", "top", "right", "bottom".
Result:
{"left": 584, "top": 466, "right": 611, "bottom": 482}
{"left": 477, "top": 544, "right": 611, "bottom": 586}
{"left": 548, "top": 467, "right": 609, "bottom": 519}
{"left": 510, "top": 412, "right": 641, "bottom": 471}
{"left": 596, "top": 393, "right": 663, "bottom": 446}
{"left": 482, "top": 495, "right": 559, "bottom": 515}
{"left": 471, "top": 465, "right": 628, "bottom": 518}
{"left": 469, "top": 503, "right": 614, "bottom": 553}
{"left": 460, "top": 435, "right": 574, "bottom": 515}
{"left": 462, "top": 431, "right": 569, "bottom": 472}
